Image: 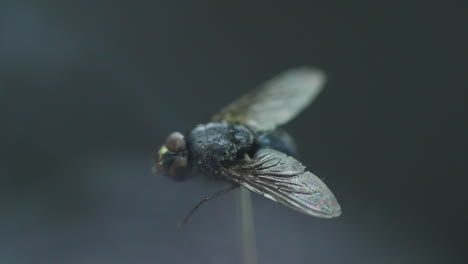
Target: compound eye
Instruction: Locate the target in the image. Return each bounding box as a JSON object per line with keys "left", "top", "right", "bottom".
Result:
{"left": 165, "top": 132, "right": 186, "bottom": 152}
{"left": 169, "top": 157, "right": 188, "bottom": 180}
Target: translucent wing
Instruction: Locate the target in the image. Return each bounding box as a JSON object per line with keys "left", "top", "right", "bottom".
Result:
{"left": 212, "top": 67, "right": 326, "bottom": 131}
{"left": 227, "top": 148, "right": 341, "bottom": 218}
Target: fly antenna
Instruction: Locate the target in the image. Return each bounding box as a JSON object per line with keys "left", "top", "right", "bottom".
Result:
{"left": 178, "top": 184, "right": 238, "bottom": 226}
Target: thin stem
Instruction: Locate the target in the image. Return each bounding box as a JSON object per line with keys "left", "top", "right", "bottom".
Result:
{"left": 240, "top": 187, "right": 258, "bottom": 264}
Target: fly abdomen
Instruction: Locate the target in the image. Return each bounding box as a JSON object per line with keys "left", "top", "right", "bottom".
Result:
{"left": 253, "top": 129, "right": 298, "bottom": 157}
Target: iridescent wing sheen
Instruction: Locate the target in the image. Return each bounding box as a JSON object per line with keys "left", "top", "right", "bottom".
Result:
{"left": 212, "top": 67, "right": 326, "bottom": 131}
{"left": 228, "top": 148, "right": 341, "bottom": 218}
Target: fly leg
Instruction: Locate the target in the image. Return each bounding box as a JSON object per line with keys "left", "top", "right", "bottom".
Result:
{"left": 178, "top": 184, "right": 238, "bottom": 226}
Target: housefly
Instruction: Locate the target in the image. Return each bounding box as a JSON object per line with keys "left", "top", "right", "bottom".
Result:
{"left": 154, "top": 67, "right": 341, "bottom": 224}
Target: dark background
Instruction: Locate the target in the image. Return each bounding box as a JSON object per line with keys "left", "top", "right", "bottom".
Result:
{"left": 1, "top": 1, "right": 467, "bottom": 263}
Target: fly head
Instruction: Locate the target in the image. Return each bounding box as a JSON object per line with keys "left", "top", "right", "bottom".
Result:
{"left": 154, "top": 131, "right": 189, "bottom": 181}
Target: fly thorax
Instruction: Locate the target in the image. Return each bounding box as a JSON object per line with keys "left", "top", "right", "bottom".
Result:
{"left": 188, "top": 122, "right": 254, "bottom": 178}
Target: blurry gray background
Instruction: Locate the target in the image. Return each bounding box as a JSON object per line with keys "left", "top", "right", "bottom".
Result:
{"left": 1, "top": 1, "right": 467, "bottom": 263}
